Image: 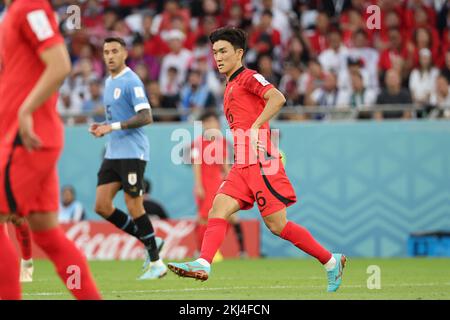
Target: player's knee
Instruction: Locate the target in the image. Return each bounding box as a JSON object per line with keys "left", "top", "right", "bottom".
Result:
{"left": 264, "top": 220, "right": 284, "bottom": 236}
{"left": 94, "top": 202, "right": 113, "bottom": 218}
{"left": 208, "top": 207, "right": 226, "bottom": 219}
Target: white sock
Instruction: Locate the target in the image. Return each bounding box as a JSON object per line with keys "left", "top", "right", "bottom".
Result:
{"left": 196, "top": 258, "right": 210, "bottom": 267}
{"left": 150, "top": 259, "right": 164, "bottom": 267}
{"left": 324, "top": 255, "right": 336, "bottom": 271}
{"left": 22, "top": 259, "right": 33, "bottom": 267}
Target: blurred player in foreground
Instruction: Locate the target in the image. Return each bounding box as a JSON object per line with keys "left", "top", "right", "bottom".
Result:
{"left": 0, "top": 0, "right": 100, "bottom": 299}
{"left": 89, "top": 37, "right": 166, "bottom": 280}
{"left": 168, "top": 27, "right": 346, "bottom": 292}
{"left": 191, "top": 111, "right": 246, "bottom": 257}
{"left": 9, "top": 216, "right": 34, "bottom": 282}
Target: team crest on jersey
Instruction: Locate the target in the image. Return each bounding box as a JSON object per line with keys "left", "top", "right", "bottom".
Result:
{"left": 128, "top": 173, "right": 137, "bottom": 185}
{"left": 114, "top": 88, "right": 121, "bottom": 99}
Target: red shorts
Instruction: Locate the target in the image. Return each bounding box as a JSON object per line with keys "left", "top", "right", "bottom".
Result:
{"left": 217, "top": 159, "right": 297, "bottom": 217}
{"left": 0, "top": 146, "right": 61, "bottom": 216}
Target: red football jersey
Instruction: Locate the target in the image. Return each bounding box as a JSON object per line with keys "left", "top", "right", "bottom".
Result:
{"left": 223, "top": 67, "right": 276, "bottom": 167}
{"left": 191, "top": 135, "right": 229, "bottom": 192}
{"left": 0, "top": 0, "right": 64, "bottom": 149}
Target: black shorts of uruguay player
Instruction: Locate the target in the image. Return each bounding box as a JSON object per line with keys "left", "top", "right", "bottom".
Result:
{"left": 97, "top": 159, "right": 146, "bottom": 197}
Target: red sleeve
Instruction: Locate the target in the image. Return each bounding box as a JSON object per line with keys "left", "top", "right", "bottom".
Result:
{"left": 243, "top": 72, "right": 275, "bottom": 98}
{"left": 19, "top": 2, "right": 64, "bottom": 54}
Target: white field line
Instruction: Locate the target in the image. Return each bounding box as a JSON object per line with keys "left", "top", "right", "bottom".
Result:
{"left": 22, "top": 282, "right": 450, "bottom": 297}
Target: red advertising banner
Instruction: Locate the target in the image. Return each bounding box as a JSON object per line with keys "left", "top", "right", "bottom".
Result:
{"left": 7, "top": 219, "right": 260, "bottom": 260}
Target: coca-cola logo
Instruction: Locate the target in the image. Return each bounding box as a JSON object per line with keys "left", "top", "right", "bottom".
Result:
{"left": 65, "top": 220, "right": 197, "bottom": 261}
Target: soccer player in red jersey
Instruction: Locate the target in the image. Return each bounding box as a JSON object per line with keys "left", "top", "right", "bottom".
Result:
{"left": 168, "top": 27, "right": 346, "bottom": 292}
{"left": 9, "top": 215, "right": 34, "bottom": 282}
{"left": 191, "top": 111, "right": 246, "bottom": 257}
{"left": 0, "top": 0, "right": 101, "bottom": 299}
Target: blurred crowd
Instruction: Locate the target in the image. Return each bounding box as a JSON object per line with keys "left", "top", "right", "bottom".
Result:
{"left": 2, "top": 0, "right": 450, "bottom": 122}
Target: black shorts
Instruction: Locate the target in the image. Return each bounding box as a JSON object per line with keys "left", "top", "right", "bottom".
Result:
{"left": 97, "top": 159, "right": 146, "bottom": 197}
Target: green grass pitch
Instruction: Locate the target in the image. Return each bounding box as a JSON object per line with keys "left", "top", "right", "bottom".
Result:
{"left": 22, "top": 258, "right": 450, "bottom": 300}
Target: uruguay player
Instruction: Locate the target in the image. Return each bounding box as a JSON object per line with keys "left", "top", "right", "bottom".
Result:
{"left": 89, "top": 37, "right": 166, "bottom": 280}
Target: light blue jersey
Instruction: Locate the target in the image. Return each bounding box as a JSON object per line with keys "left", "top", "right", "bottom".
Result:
{"left": 103, "top": 67, "right": 151, "bottom": 161}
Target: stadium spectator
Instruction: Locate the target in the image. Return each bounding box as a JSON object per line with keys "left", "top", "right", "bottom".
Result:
{"left": 145, "top": 80, "right": 179, "bottom": 122}
{"left": 318, "top": 28, "right": 349, "bottom": 75}
{"left": 248, "top": 10, "right": 281, "bottom": 62}
{"left": 256, "top": 54, "right": 281, "bottom": 87}
{"left": 200, "top": 0, "right": 222, "bottom": 25}
{"left": 348, "top": 29, "right": 380, "bottom": 89}
{"left": 408, "top": 27, "right": 440, "bottom": 70}
{"left": 339, "top": 8, "right": 367, "bottom": 47}
{"left": 252, "top": 0, "right": 292, "bottom": 44}
{"left": 193, "top": 53, "right": 223, "bottom": 100}
{"left": 151, "top": 0, "right": 191, "bottom": 37}
{"left": 375, "top": 69, "right": 413, "bottom": 119}
{"left": 73, "top": 43, "right": 104, "bottom": 80}
{"left": 343, "top": 71, "right": 378, "bottom": 119}
{"left": 143, "top": 180, "right": 169, "bottom": 220}
{"left": 224, "top": 2, "right": 251, "bottom": 29}
{"left": 409, "top": 48, "right": 439, "bottom": 109}
{"left": 279, "top": 63, "right": 304, "bottom": 107}
{"left": 159, "top": 29, "right": 193, "bottom": 97}
{"left": 66, "top": 58, "right": 98, "bottom": 113}
{"left": 306, "top": 72, "right": 348, "bottom": 119}
{"left": 141, "top": 13, "right": 170, "bottom": 58}
{"left": 303, "top": 58, "right": 326, "bottom": 99}
{"left": 127, "top": 37, "right": 160, "bottom": 81}
{"left": 283, "top": 35, "right": 311, "bottom": 71}
{"left": 59, "top": 186, "right": 86, "bottom": 223}
{"left": 428, "top": 75, "right": 450, "bottom": 118}
{"left": 338, "top": 56, "right": 371, "bottom": 92}
{"left": 180, "top": 69, "right": 216, "bottom": 121}
{"left": 304, "top": 10, "right": 331, "bottom": 55}
{"left": 133, "top": 62, "right": 151, "bottom": 83}
{"left": 191, "top": 15, "right": 220, "bottom": 46}
{"left": 160, "top": 66, "right": 181, "bottom": 102}
{"left": 81, "top": 79, "right": 105, "bottom": 124}
{"left": 440, "top": 50, "right": 450, "bottom": 83}
{"left": 378, "top": 28, "right": 410, "bottom": 80}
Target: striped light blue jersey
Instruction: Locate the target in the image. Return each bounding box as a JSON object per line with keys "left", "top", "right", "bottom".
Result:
{"left": 103, "top": 67, "right": 151, "bottom": 161}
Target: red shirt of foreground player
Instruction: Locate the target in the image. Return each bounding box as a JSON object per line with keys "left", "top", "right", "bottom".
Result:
{"left": 0, "top": 0, "right": 64, "bottom": 149}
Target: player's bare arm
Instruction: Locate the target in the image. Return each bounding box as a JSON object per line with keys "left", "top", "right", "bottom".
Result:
{"left": 250, "top": 88, "right": 286, "bottom": 153}
{"left": 120, "top": 108, "right": 153, "bottom": 129}
{"left": 91, "top": 109, "right": 152, "bottom": 137}
{"left": 18, "top": 44, "right": 71, "bottom": 151}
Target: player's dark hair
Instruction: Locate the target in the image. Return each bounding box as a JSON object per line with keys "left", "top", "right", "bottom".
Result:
{"left": 104, "top": 37, "right": 126, "bottom": 48}
{"left": 209, "top": 27, "right": 247, "bottom": 52}
{"left": 199, "top": 110, "right": 219, "bottom": 122}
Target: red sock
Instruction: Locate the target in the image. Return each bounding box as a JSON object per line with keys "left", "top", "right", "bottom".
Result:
{"left": 280, "top": 221, "right": 332, "bottom": 264}
{"left": 15, "top": 222, "right": 32, "bottom": 260}
{"left": 32, "top": 227, "right": 101, "bottom": 300}
{"left": 0, "top": 224, "right": 21, "bottom": 300}
{"left": 199, "top": 218, "right": 228, "bottom": 263}
{"left": 196, "top": 224, "right": 207, "bottom": 251}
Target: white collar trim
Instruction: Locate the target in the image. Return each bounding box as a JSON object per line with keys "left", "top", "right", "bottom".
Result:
{"left": 111, "top": 66, "right": 131, "bottom": 79}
